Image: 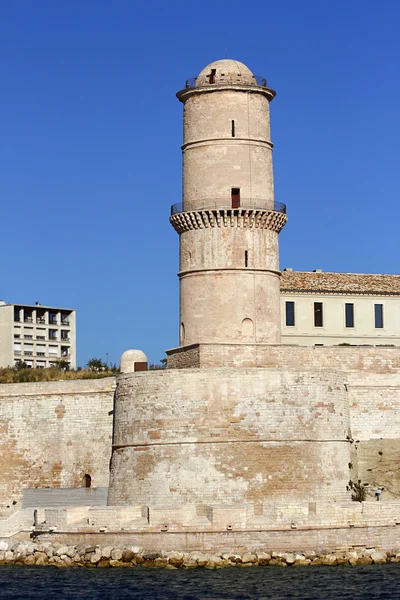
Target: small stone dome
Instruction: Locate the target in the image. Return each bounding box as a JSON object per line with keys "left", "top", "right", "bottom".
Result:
{"left": 120, "top": 349, "right": 148, "bottom": 374}
{"left": 196, "top": 59, "right": 256, "bottom": 87}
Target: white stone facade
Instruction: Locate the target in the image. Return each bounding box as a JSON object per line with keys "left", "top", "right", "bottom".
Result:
{"left": 280, "top": 270, "right": 400, "bottom": 346}
{"left": 0, "top": 302, "right": 76, "bottom": 369}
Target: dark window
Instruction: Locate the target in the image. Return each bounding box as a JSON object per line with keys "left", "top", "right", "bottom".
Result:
{"left": 345, "top": 303, "right": 354, "bottom": 328}
{"left": 285, "top": 301, "right": 295, "bottom": 327}
{"left": 231, "top": 188, "right": 240, "bottom": 208}
{"left": 84, "top": 474, "right": 91, "bottom": 488}
{"left": 231, "top": 120, "right": 235, "bottom": 137}
{"left": 245, "top": 251, "right": 248, "bottom": 267}
{"left": 314, "top": 302, "right": 323, "bottom": 327}
{"left": 375, "top": 304, "right": 383, "bottom": 328}
{"left": 208, "top": 69, "right": 216, "bottom": 84}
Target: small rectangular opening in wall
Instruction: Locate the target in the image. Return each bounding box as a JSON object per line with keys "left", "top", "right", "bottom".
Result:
{"left": 345, "top": 303, "right": 354, "bottom": 328}
{"left": 209, "top": 69, "right": 216, "bottom": 84}
{"left": 245, "top": 250, "right": 248, "bottom": 267}
{"left": 285, "top": 301, "right": 295, "bottom": 326}
{"left": 231, "top": 120, "right": 235, "bottom": 137}
{"left": 374, "top": 304, "right": 383, "bottom": 328}
{"left": 231, "top": 188, "right": 240, "bottom": 208}
{"left": 314, "top": 302, "right": 323, "bottom": 327}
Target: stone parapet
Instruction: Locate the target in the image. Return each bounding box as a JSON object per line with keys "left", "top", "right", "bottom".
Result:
{"left": 166, "top": 343, "right": 400, "bottom": 372}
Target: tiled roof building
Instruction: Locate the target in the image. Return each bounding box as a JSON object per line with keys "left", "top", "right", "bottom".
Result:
{"left": 281, "top": 270, "right": 400, "bottom": 296}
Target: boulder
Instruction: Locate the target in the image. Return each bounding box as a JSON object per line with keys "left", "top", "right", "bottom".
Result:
{"left": 293, "top": 559, "right": 311, "bottom": 566}
{"left": 371, "top": 551, "right": 387, "bottom": 564}
{"left": 56, "top": 546, "right": 69, "bottom": 557}
{"left": 90, "top": 550, "right": 102, "bottom": 564}
{"left": 66, "top": 547, "right": 77, "bottom": 559}
{"left": 142, "top": 551, "right": 160, "bottom": 561}
{"left": 282, "top": 553, "right": 295, "bottom": 565}
{"left": 242, "top": 553, "right": 257, "bottom": 564}
{"left": 321, "top": 555, "right": 338, "bottom": 566}
{"left": 205, "top": 555, "right": 228, "bottom": 569}
{"left": 110, "top": 559, "right": 125, "bottom": 567}
{"left": 121, "top": 549, "right": 136, "bottom": 563}
{"left": 167, "top": 551, "right": 184, "bottom": 567}
{"left": 268, "top": 558, "right": 287, "bottom": 567}
{"left": 257, "top": 552, "right": 271, "bottom": 565}
{"left": 357, "top": 556, "right": 373, "bottom": 565}
{"left": 182, "top": 557, "right": 198, "bottom": 568}
{"left": 101, "top": 546, "right": 113, "bottom": 559}
{"left": 111, "top": 548, "right": 123, "bottom": 561}
{"left": 97, "top": 559, "right": 111, "bottom": 568}
{"left": 154, "top": 557, "right": 169, "bottom": 568}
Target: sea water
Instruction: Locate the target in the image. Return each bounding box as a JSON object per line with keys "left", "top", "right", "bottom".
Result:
{"left": 0, "top": 564, "right": 399, "bottom": 599}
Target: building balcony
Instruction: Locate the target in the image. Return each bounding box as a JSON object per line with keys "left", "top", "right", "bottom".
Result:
{"left": 185, "top": 74, "right": 268, "bottom": 89}
{"left": 24, "top": 351, "right": 33, "bottom": 356}
{"left": 36, "top": 318, "right": 46, "bottom": 324}
{"left": 61, "top": 320, "right": 70, "bottom": 326}
{"left": 37, "top": 336, "right": 45, "bottom": 340}
{"left": 14, "top": 350, "right": 21, "bottom": 355}
{"left": 60, "top": 337, "right": 70, "bottom": 343}
{"left": 24, "top": 335, "right": 33, "bottom": 339}
{"left": 37, "top": 352, "right": 45, "bottom": 356}
{"left": 24, "top": 317, "right": 33, "bottom": 323}
{"left": 14, "top": 335, "right": 20, "bottom": 339}
{"left": 170, "top": 200, "right": 287, "bottom": 216}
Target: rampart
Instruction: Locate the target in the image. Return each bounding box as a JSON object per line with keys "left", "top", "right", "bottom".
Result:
{"left": 167, "top": 343, "right": 400, "bottom": 372}
{"left": 0, "top": 378, "right": 115, "bottom": 512}
{"left": 29, "top": 500, "right": 400, "bottom": 554}
{"left": 108, "top": 368, "right": 352, "bottom": 506}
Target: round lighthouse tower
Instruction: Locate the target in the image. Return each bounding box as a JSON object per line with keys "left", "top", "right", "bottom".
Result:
{"left": 170, "top": 59, "right": 287, "bottom": 347}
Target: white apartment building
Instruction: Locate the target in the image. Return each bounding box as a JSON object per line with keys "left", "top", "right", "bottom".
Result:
{"left": 280, "top": 270, "right": 400, "bottom": 346}
{"left": 0, "top": 302, "right": 76, "bottom": 369}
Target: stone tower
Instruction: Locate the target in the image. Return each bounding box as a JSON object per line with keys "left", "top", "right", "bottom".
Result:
{"left": 170, "top": 59, "right": 287, "bottom": 347}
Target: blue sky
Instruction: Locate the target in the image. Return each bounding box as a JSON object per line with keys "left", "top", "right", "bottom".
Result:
{"left": 0, "top": 0, "right": 399, "bottom": 366}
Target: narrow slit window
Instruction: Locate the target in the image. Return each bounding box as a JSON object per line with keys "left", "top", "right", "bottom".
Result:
{"left": 231, "top": 120, "right": 235, "bottom": 137}
{"left": 245, "top": 251, "right": 248, "bottom": 267}
{"left": 314, "top": 302, "right": 323, "bottom": 327}
{"left": 208, "top": 69, "right": 216, "bottom": 84}
{"left": 345, "top": 303, "right": 354, "bottom": 328}
{"left": 374, "top": 304, "right": 383, "bottom": 328}
{"left": 285, "top": 301, "right": 295, "bottom": 327}
{"left": 231, "top": 188, "right": 240, "bottom": 208}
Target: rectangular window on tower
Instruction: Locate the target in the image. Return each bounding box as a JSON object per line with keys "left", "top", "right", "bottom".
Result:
{"left": 374, "top": 304, "right": 384, "bottom": 328}
{"left": 285, "top": 301, "right": 295, "bottom": 327}
{"left": 345, "top": 303, "right": 354, "bottom": 328}
{"left": 231, "top": 188, "right": 240, "bottom": 209}
{"left": 231, "top": 120, "right": 235, "bottom": 137}
{"left": 314, "top": 302, "right": 323, "bottom": 327}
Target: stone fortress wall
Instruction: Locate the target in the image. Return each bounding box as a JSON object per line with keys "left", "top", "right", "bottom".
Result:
{"left": 0, "top": 378, "right": 115, "bottom": 513}
{"left": 109, "top": 347, "right": 400, "bottom": 508}
{"left": 108, "top": 368, "right": 351, "bottom": 507}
